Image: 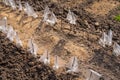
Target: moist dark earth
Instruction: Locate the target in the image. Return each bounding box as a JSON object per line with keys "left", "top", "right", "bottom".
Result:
{"left": 0, "top": 32, "right": 79, "bottom": 80}
{"left": 0, "top": 0, "right": 120, "bottom": 80}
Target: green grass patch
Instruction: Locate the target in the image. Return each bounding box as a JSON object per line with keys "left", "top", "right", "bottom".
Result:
{"left": 114, "top": 15, "right": 120, "bottom": 22}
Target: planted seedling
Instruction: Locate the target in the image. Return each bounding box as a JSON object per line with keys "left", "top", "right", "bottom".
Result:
{"left": 43, "top": 6, "right": 57, "bottom": 25}
{"left": 24, "top": 2, "right": 38, "bottom": 18}
{"left": 113, "top": 43, "right": 120, "bottom": 56}
{"left": 99, "top": 30, "right": 112, "bottom": 47}
{"left": 66, "top": 56, "right": 79, "bottom": 73}
{"left": 86, "top": 69, "right": 102, "bottom": 80}
{"left": 28, "top": 38, "right": 38, "bottom": 57}
{"left": 66, "top": 10, "right": 77, "bottom": 25}
{"left": 40, "top": 50, "right": 50, "bottom": 64}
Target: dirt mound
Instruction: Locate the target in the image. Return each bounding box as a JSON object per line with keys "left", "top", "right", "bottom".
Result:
{"left": 0, "top": 32, "right": 78, "bottom": 80}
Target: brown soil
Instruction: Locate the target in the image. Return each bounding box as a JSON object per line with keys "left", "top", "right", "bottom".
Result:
{"left": 85, "top": 0, "right": 120, "bottom": 16}
{"left": 0, "top": 32, "right": 79, "bottom": 80}
{"left": 0, "top": 0, "right": 120, "bottom": 80}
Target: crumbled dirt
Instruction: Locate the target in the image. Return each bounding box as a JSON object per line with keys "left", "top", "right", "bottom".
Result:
{"left": 85, "top": 0, "right": 120, "bottom": 16}
{"left": 89, "top": 48, "right": 120, "bottom": 80}
{"left": 0, "top": 0, "right": 120, "bottom": 80}
{"left": 0, "top": 32, "right": 79, "bottom": 80}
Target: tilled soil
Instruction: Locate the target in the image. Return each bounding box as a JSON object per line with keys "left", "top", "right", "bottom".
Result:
{"left": 0, "top": 0, "right": 120, "bottom": 80}
{"left": 0, "top": 32, "right": 79, "bottom": 80}
{"left": 28, "top": 0, "right": 120, "bottom": 80}
{"left": 23, "top": 0, "right": 120, "bottom": 52}
{"left": 90, "top": 48, "right": 120, "bottom": 80}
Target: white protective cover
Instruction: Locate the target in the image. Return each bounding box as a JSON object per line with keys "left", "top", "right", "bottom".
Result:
{"left": 66, "top": 56, "right": 79, "bottom": 73}
{"left": 43, "top": 6, "right": 57, "bottom": 25}
{"left": 67, "top": 10, "right": 77, "bottom": 25}
{"left": 24, "top": 2, "right": 38, "bottom": 18}
{"left": 40, "top": 50, "right": 50, "bottom": 64}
